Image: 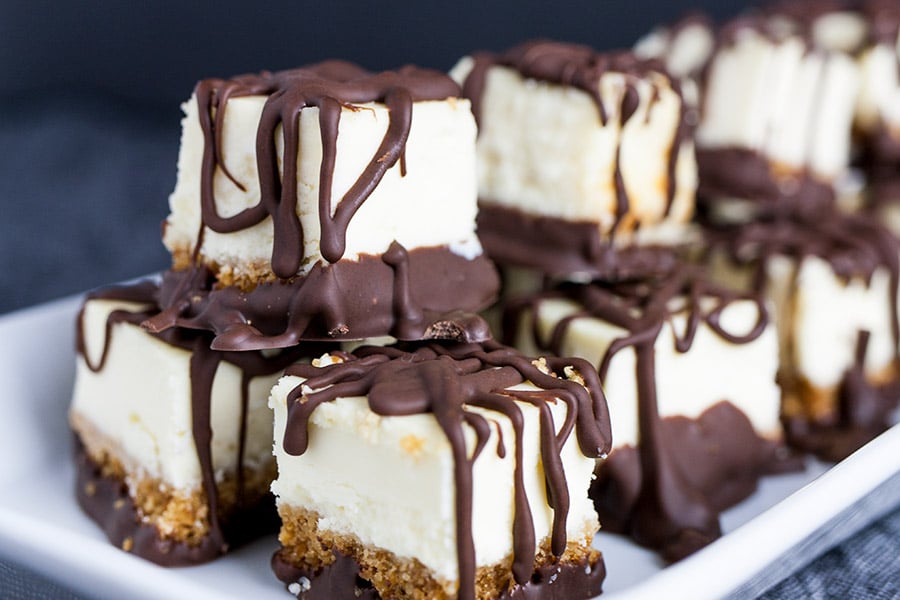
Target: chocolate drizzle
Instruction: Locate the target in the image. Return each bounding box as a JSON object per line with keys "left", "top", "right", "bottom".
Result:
{"left": 194, "top": 61, "right": 460, "bottom": 275}
{"left": 503, "top": 264, "right": 796, "bottom": 560}
{"left": 75, "top": 280, "right": 322, "bottom": 564}
{"left": 152, "top": 60, "right": 500, "bottom": 350}
{"left": 278, "top": 341, "right": 612, "bottom": 600}
{"left": 460, "top": 40, "right": 692, "bottom": 278}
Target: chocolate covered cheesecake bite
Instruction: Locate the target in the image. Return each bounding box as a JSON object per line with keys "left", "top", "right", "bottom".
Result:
{"left": 504, "top": 264, "right": 794, "bottom": 560}
{"left": 451, "top": 41, "right": 698, "bottom": 281}
{"left": 695, "top": 11, "right": 863, "bottom": 221}
{"left": 704, "top": 210, "right": 900, "bottom": 461}
{"left": 269, "top": 341, "right": 611, "bottom": 600}
{"left": 151, "top": 61, "right": 499, "bottom": 350}
{"left": 71, "top": 280, "right": 327, "bottom": 564}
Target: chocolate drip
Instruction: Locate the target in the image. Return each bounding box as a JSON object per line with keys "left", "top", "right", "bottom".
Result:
{"left": 147, "top": 244, "right": 498, "bottom": 350}
{"left": 278, "top": 341, "right": 612, "bottom": 600}
{"left": 460, "top": 40, "right": 691, "bottom": 233}
{"left": 75, "top": 280, "right": 321, "bottom": 564}
{"left": 194, "top": 62, "right": 460, "bottom": 277}
{"left": 504, "top": 264, "right": 789, "bottom": 560}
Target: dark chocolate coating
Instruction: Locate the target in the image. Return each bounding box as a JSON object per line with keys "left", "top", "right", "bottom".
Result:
{"left": 504, "top": 263, "right": 799, "bottom": 560}
{"left": 147, "top": 243, "right": 499, "bottom": 351}
{"left": 277, "top": 340, "right": 612, "bottom": 600}
{"left": 696, "top": 148, "right": 836, "bottom": 220}
{"left": 592, "top": 402, "right": 800, "bottom": 562}
{"left": 477, "top": 203, "right": 683, "bottom": 280}
{"left": 74, "top": 280, "right": 322, "bottom": 564}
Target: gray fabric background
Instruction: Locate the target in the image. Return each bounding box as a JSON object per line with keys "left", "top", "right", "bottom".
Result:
{"left": 1, "top": 0, "right": 897, "bottom": 597}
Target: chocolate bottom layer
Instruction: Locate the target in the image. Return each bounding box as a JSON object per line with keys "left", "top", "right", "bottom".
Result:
{"left": 590, "top": 401, "right": 802, "bottom": 562}
{"left": 271, "top": 547, "right": 606, "bottom": 600}
{"left": 696, "top": 147, "right": 835, "bottom": 220}
{"left": 73, "top": 435, "right": 278, "bottom": 566}
{"left": 149, "top": 243, "right": 499, "bottom": 351}
{"left": 476, "top": 202, "right": 682, "bottom": 280}
{"left": 782, "top": 364, "right": 900, "bottom": 463}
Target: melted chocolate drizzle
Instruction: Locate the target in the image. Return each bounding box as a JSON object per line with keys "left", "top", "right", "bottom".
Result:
{"left": 194, "top": 61, "right": 460, "bottom": 276}
{"left": 75, "top": 280, "right": 325, "bottom": 564}
{"left": 152, "top": 60, "right": 499, "bottom": 349}
{"left": 704, "top": 209, "right": 900, "bottom": 460}
{"left": 278, "top": 341, "right": 612, "bottom": 600}
{"left": 460, "top": 41, "right": 691, "bottom": 276}
{"left": 503, "top": 263, "right": 796, "bottom": 560}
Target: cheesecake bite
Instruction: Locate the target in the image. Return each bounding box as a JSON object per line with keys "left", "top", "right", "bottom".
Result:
{"left": 705, "top": 210, "right": 900, "bottom": 460}
{"left": 504, "top": 264, "right": 792, "bottom": 560}
{"left": 451, "top": 41, "right": 697, "bottom": 280}
{"left": 696, "top": 12, "right": 862, "bottom": 220}
{"left": 269, "top": 341, "right": 612, "bottom": 600}
{"left": 151, "top": 61, "right": 499, "bottom": 350}
{"left": 71, "top": 281, "right": 325, "bottom": 564}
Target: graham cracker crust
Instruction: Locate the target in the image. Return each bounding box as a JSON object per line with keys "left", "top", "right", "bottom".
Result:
{"left": 71, "top": 410, "right": 275, "bottom": 546}
{"left": 274, "top": 503, "right": 601, "bottom": 600}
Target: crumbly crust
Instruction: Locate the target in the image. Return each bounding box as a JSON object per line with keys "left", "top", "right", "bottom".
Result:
{"left": 276, "top": 503, "right": 600, "bottom": 600}
{"left": 170, "top": 245, "right": 279, "bottom": 291}
{"left": 71, "top": 410, "right": 275, "bottom": 545}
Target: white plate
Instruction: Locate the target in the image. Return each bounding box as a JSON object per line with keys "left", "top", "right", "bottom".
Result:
{"left": 0, "top": 296, "right": 897, "bottom": 600}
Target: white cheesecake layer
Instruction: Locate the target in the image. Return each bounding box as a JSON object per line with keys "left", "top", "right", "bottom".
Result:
{"left": 516, "top": 297, "right": 782, "bottom": 448}
{"left": 269, "top": 367, "right": 599, "bottom": 587}
{"left": 71, "top": 298, "right": 280, "bottom": 490}
{"left": 451, "top": 58, "right": 696, "bottom": 239}
{"left": 164, "top": 95, "right": 482, "bottom": 278}
{"left": 698, "top": 28, "right": 860, "bottom": 181}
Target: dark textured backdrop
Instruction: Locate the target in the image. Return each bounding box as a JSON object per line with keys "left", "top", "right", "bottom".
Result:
{"left": 0, "top": 0, "right": 749, "bottom": 314}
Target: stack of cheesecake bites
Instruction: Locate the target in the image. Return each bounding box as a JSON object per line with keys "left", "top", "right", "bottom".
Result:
{"left": 70, "top": 62, "right": 613, "bottom": 599}
{"left": 69, "top": 2, "right": 900, "bottom": 598}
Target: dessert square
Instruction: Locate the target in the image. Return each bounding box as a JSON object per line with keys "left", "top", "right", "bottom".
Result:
{"left": 149, "top": 62, "right": 499, "bottom": 350}
{"left": 705, "top": 211, "right": 900, "bottom": 460}
{"left": 70, "top": 281, "right": 320, "bottom": 564}
{"left": 695, "top": 13, "right": 862, "bottom": 220}
{"left": 504, "top": 264, "right": 792, "bottom": 560}
{"left": 451, "top": 41, "right": 697, "bottom": 279}
{"left": 268, "top": 341, "right": 612, "bottom": 599}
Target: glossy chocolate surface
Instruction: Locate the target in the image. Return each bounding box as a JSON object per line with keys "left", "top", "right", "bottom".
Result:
{"left": 148, "top": 243, "right": 498, "bottom": 350}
